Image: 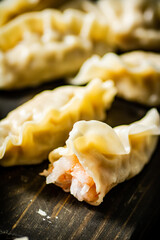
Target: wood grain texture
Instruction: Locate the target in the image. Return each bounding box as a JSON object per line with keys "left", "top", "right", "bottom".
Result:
{"left": 0, "top": 80, "right": 160, "bottom": 240}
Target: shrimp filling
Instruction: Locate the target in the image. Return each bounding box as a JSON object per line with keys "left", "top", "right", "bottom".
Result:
{"left": 46, "top": 155, "right": 99, "bottom": 202}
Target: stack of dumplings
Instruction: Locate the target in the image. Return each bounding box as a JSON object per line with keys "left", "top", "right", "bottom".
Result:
{"left": 0, "top": 0, "right": 160, "bottom": 205}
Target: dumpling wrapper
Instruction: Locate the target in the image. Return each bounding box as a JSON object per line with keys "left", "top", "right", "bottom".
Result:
{"left": 1, "top": 0, "right": 159, "bottom": 90}
{"left": 46, "top": 109, "right": 160, "bottom": 205}
{"left": 0, "top": 8, "right": 113, "bottom": 89}
{"left": 0, "top": 78, "right": 116, "bottom": 166}
{"left": 97, "top": 0, "right": 160, "bottom": 51}
{"left": 62, "top": 0, "right": 160, "bottom": 51}
{"left": 0, "top": 0, "right": 66, "bottom": 27}
{"left": 70, "top": 51, "right": 160, "bottom": 106}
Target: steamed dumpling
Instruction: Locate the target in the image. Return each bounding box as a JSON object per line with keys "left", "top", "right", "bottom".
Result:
{"left": 97, "top": 0, "right": 160, "bottom": 51}
{"left": 45, "top": 109, "right": 160, "bottom": 205}
{"left": 62, "top": 0, "right": 160, "bottom": 51}
{"left": 1, "top": 0, "right": 159, "bottom": 90}
{"left": 70, "top": 51, "right": 160, "bottom": 106}
{"left": 0, "top": 0, "right": 66, "bottom": 27}
{"left": 0, "top": 78, "right": 116, "bottom": 166}
{"left": 0, "top": 8, "right": 113, "bottom": 89}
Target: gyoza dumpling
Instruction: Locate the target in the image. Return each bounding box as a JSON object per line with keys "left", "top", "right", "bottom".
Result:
{"left": 70, "top": 51, "right": 160, "bottom": 106}
{"left": 0, "top": 8, "right": 113, "bottom": 89}
{"left": 45, "top": 109, "right": 160, "bottom": 205}
{"left": 97, "top": 0, "right": 160, "bottom": 51}
{"left": 0, "top": 0, "right": 66, "bottom": 27}
{"left": 0, "top": 79, "right": 116, "bottom": 166}
{"left": 62, "top": 0, "right": 160, "bottom": 51}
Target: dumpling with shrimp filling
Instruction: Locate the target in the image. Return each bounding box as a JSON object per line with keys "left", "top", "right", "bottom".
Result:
{"left": 45, "top": 109, "right": 160, "bottom": 205}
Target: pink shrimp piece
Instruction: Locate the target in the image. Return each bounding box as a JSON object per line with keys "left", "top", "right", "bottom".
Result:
{"left": 46, "top": 154, "right": 99, "bottom": 203}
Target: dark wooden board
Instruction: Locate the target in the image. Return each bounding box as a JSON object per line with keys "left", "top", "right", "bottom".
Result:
{"left": 0, "top": 80, "right": 160, "bottom": 240}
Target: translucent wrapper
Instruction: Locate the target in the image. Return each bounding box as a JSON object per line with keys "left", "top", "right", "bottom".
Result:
{"left": 70, "top": 51, "right": 160, "bottom": 106}
{"left": 0, "top": 79, "right": 116, "bottom": 166}
{"left": 46, "top": 109, "right": 160, "bottom": 205}
{"left": 0, "top": 0, "right": 66, "bottom": 26}
{"left": 0, "top": 8, "right": 113, "bottom": 89}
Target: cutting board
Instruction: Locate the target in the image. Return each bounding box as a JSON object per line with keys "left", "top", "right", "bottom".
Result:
{"left": 0, "top": 80, "right": 160, "bottom": 240}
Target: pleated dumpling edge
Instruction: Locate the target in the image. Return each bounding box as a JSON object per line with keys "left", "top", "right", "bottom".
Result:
{"left": 0, "top": 78, "right": 116, "bottom": 166}
{"left": 46, "top": 108, "right": 160, "bottom": 205}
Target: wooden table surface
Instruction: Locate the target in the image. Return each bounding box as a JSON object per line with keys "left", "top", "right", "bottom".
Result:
{"left": 0, "top": 80, "right": 160, "bottom": 240}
